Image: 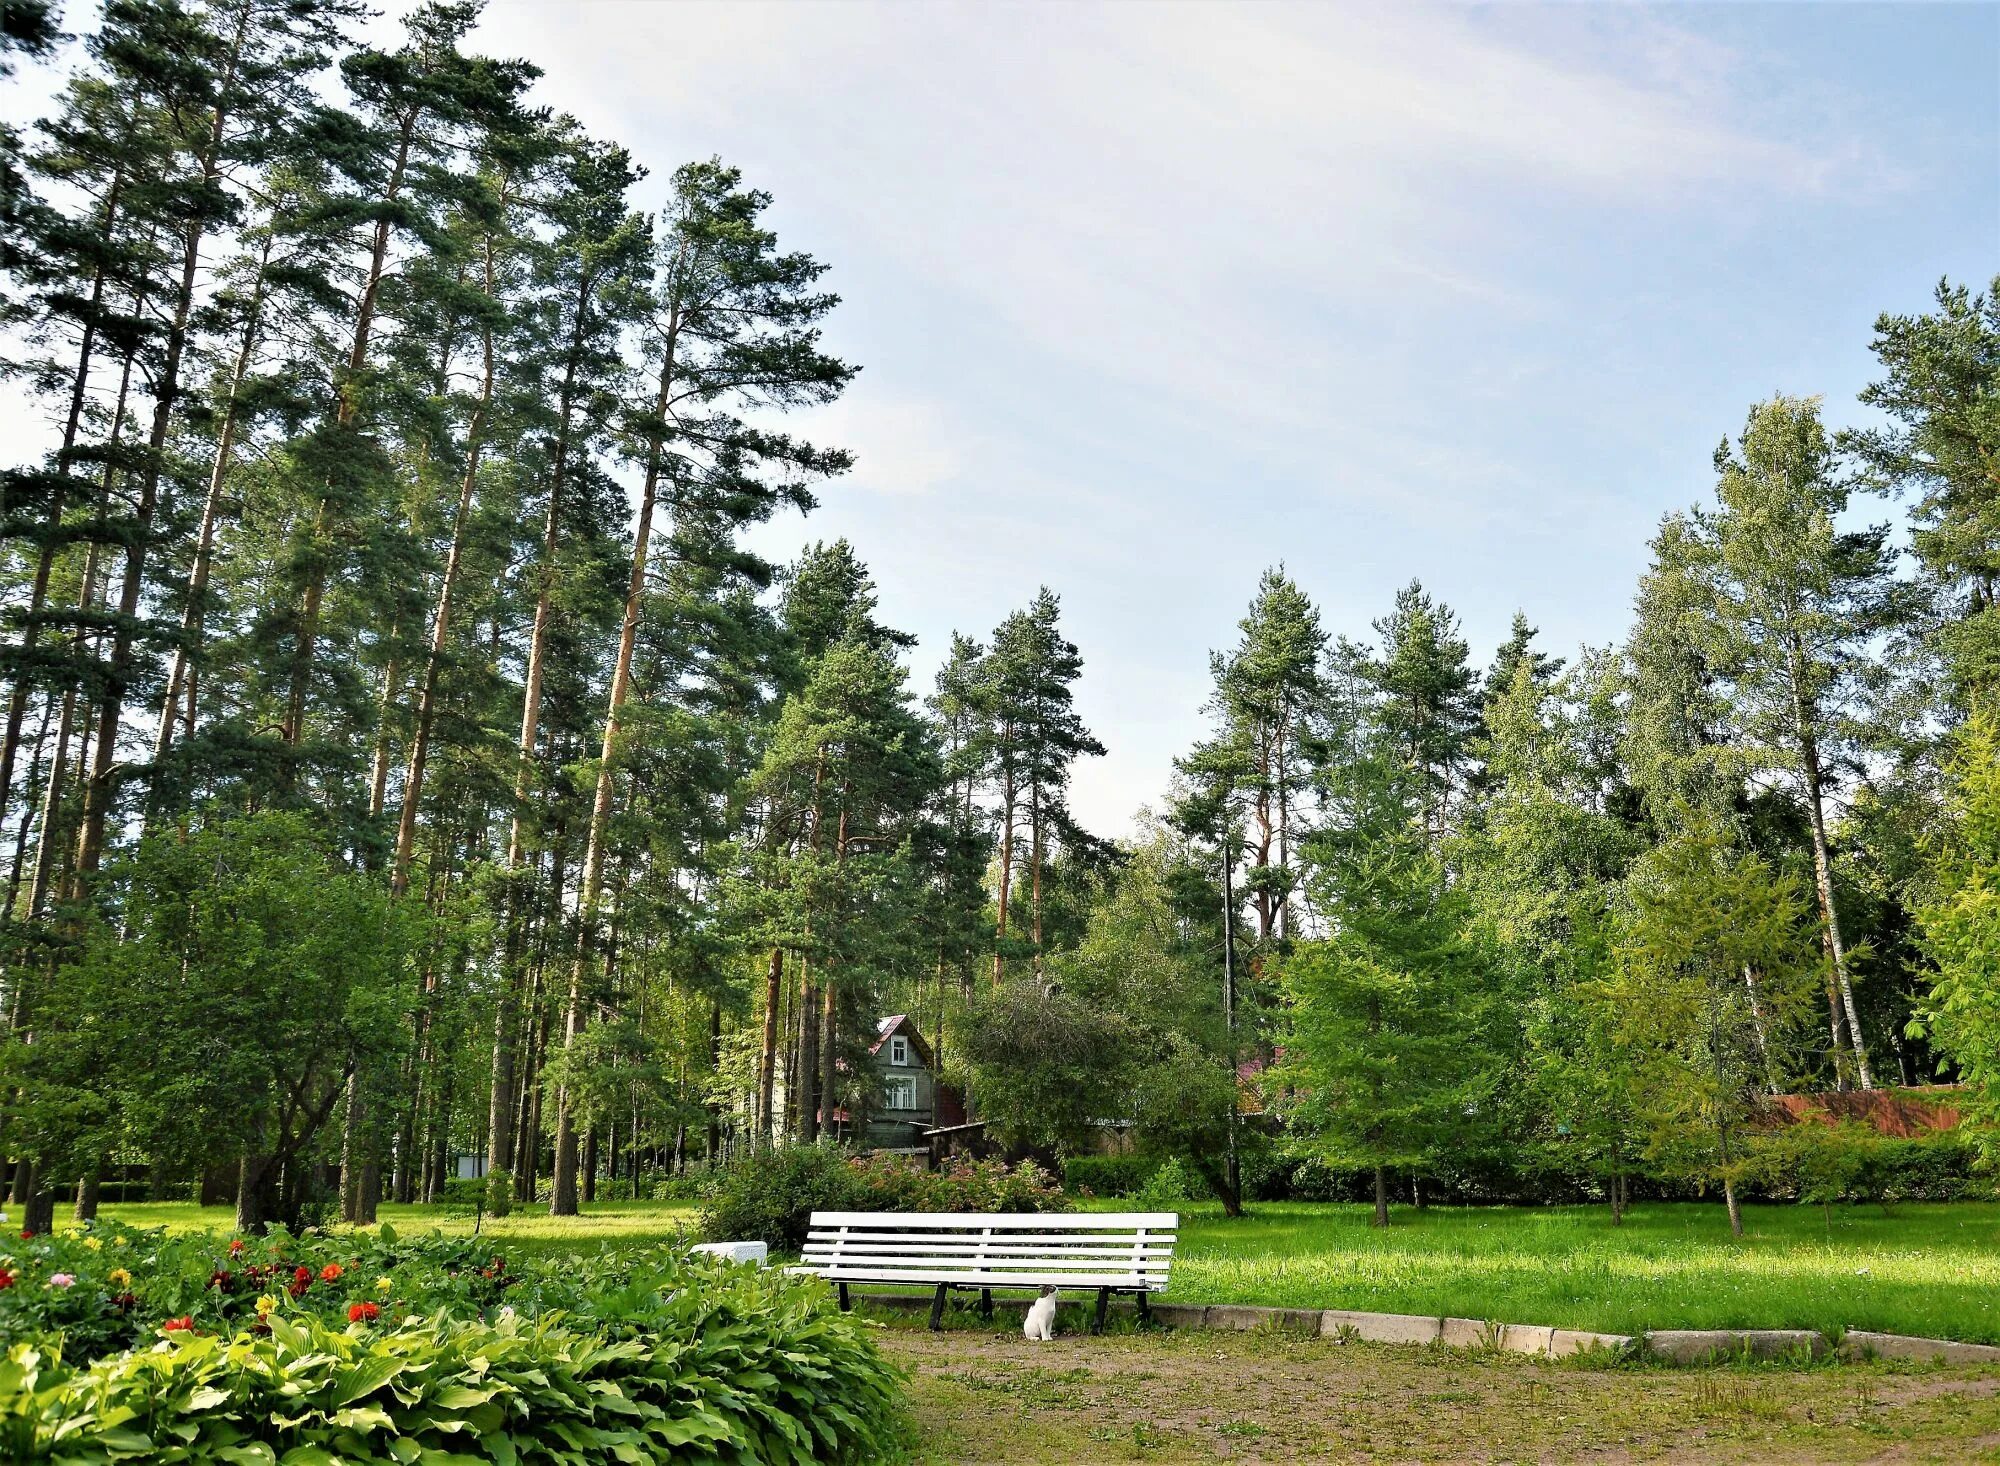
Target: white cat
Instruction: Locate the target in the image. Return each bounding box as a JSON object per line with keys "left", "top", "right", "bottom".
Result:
{"left": 1023, "top": 1286, "right": 1058, "bottom": 1341}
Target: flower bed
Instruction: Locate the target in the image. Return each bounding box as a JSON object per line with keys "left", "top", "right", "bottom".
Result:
{"left": 0, "top": 1222, "right": 905, "bottom": 1462}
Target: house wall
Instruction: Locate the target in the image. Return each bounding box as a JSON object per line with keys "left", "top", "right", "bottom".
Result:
{"left": 861, "top": 1032, "right": 937, "bottom": 1150}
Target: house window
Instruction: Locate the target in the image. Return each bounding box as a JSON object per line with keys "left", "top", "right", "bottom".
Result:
{"left": 884, "top": 1076, "right": 918, "bottom": 1111}
{"left": 889, "top": 1035, "right": 910, "bottom": 1067}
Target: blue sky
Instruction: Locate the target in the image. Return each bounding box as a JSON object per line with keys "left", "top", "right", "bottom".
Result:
{"left": 9, "top": 2, "right": 1998, "bottom": 835}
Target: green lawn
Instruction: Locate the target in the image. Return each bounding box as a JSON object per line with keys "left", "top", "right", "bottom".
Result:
{"left": 100, "top": 1196, "right": 2000, "bottom": 1343}
{"left": 99, "top": 1197, "right": 700, "bottom": 1260}
{"left": 1155, "top": 1199, "right": 2000, "bottom": 1344}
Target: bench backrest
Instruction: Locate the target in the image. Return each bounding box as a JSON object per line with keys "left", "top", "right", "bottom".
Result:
{"left": 803, "top": 1211, "right": 1178, "bottom": 1291}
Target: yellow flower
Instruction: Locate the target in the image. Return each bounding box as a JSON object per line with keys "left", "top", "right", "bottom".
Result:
{"left": 82, "top": 1237, "right": 102, "bottom": 1252}
{"left": 255, "top": 1294, "right": 278, "bottom": 1317}
{"left": 375, "top": 1276, "right": 394, "bottom": 1296}
{"left": 107, "top": 1268, "right": 132, "bottom": 1289}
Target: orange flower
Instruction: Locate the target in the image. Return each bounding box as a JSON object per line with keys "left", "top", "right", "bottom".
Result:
{"left": 318, "top": 1263, "right": 342, "bottom": 1283}
{"left": 347, "top": 1301, "right": 379, "bottom": 1324}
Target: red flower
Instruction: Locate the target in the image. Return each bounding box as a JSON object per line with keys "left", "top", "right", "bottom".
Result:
{"left": 0, "top": 1269, "right": 14, "bottom": 1290}
{"left": 347, "top": 1301, "right": 379, "bottom": 1324}
{"left": 318, "top": 1263, "right": 342, "bottom": 1284}
{"left": 294, "top": 1265, "right": 312, "bottom": 1285}
{"left": 18, "top": 1230, "right": 31, "bottom": 1241}
{"left": 161, "top": 1316, "right": 196, "bottom": 1335}
{"left": 112, "top": 1292, "right": 136, "bottom": 1311}
{"left": 228, "top": 1239, "right": 246, "bottom": 1256}
{"left": 208, "top": 1269, "right": 234, "bottom": 1292}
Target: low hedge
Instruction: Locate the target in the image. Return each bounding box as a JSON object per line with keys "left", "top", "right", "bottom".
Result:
{"left": 701, "top": 1146, "right": 1066, "bottom": 1252}
{"left": 1061, "top": 1154, "right": 1152, "bottom": 1197}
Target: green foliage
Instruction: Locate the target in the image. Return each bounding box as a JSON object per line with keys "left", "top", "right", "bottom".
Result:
{"left": 483, "top": 1171, "right": 515, "bottom": 1219}
{"left": 1846, "top": 276, "right": 2000, "bottom": 708}
{"left": 1279, "top": 743, "right": 1508, "bottom": 1217}
{"left": 1060, "top": 1154, "right": 1153, "bottom": 1198}
{"left": 0, "top": 1267, "right": 903, "bottom": 1464}
{"left": 0, "top": 1222, "right": 905, "bottom": 1461}
{"left": 1602, "top": 825, "right": 1820, "bottom": 1224}
{"left": 700, "top": 1147, "right": 1065, "bottom": 1252}
{"left": 1915, "top": 714, "right": 2000, "bottom": 1148}
{"left": 1134, "top": 1157, "right": 1196, "bottom": 1207}
{"left": 12, "top": 812, "right": 411, "bottom": 1231}
{"left": 1748, "top": 1124, "right": 1985, "bottom": 1208}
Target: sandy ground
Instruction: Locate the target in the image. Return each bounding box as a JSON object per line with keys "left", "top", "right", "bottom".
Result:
{"left": 880, "top": 1322, "right": 2000, "bottom": 1463}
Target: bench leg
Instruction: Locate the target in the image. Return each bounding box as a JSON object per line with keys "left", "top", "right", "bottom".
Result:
{"left": 1093, "top": 1287, "right": 1110, "bottom": 1335}
{"left": 1137, "top": 1291, "right": 1150, "bottom": 1327}
{"left": 837, "top": 1282, "right": 850, "bottom": 1312}
{"left": 929, "top": 1283, "right": 947, "bottom": 1332}
{"left": 979, "top": 1288, "right": 993, "bottom": 1320}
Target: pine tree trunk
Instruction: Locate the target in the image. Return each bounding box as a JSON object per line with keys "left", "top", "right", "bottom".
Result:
{"left": 1789, "top": 646, "right": 1871, "bottom": 1088}
{"left": 284, "top": 113, "right": 418, "bottom": 751}
{"left": 73, "top": 1161, "right": 102, "bottom": 1222}
{"left": 992, "top": 760, "right": 1015, "bottom": 987}
{"left": 72, "top": 35, "right": 250, "bottom": 879}
{"left": 1373, "top": 1164, "right": 1389, "bottom": 1228}
{"left": 756, "top": 947, "right": 782, "bottom": 1146}
{"left": 152, "top": 235, "right": 270, "bottom": 773}
{"left": 552, "top": 358, "right": 669, "bottom": 1215}
{"left": 0, "top": 170, "right": 124, "bottom": 845}
{"left": 819, "top": 982, "right": 838, "bottom": 1145}
{"left": 392, "top": 223, "right": 503, "bottom": 897}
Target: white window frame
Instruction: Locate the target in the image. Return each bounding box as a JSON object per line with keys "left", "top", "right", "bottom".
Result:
{"left": 884, "top": 1075, "right": 917, "bottom": 1111}
{"left": 889, "top": 1035, "right": 910, "bottom": 1066}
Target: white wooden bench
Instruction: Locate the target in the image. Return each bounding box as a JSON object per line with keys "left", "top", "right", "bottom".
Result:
{"left": 800, "top": 1210, "right": 1178, "bottom": 1332}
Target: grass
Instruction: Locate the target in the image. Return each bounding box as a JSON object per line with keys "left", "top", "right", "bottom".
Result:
{"left": 99, "top": 1197, "right": 700, "bottom": 1260}
{"left": 878, "top": 1321, "right": 2000, "bottom": 1462}
{"left": 99, "top": 1195, "right": 2000, "bottom": 1342}
{"left": 1148, "top": 1199, "right": 2000, "bottom": 1344}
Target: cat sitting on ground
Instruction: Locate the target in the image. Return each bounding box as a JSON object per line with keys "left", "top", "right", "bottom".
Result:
{"left": 1024, "top": 1286, "right": 1059, "bottom": 1341}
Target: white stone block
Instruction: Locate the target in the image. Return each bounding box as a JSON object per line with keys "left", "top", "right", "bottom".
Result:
{"left": 688, "top": 1240, "right": 769, "bottom": 1266}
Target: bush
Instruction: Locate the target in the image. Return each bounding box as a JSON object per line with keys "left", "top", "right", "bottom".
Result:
{"left": 702, "top": 1144, "right": 859, "bottom": 1253}
{"left": 647, "top": 1170, "right": 710, "bottom": 1202}
{"left": 1063, "top": 1153, "right": 1151, "bottom": 1197}
{"left": 1749, "top": 1125, "right": 1987, "bottom": 1205}
{"left": 701, "top": 1146, "right": 1067, "bottom": 1251}
{"left": 1135, "top": 1157, "right": 1195, "bottom": 1207}
{"left": 438, "top": 1176, "right": 485, "bottom": 1208}
{"left": 484, "top": 1169, "right": 514, "bottom": 1218}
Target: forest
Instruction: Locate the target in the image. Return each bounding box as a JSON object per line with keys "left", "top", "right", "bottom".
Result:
{"left": 0, "top": 0, "right": 1996, "bottom": 1241}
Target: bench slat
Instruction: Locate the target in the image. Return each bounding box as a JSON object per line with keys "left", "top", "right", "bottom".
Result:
{"left": 808, "top": 1211, "right": 1177, "bottom": 1229}
{"left": 805, "top": 1253, "right": 1170, "bottom": 1272}
{"left": 800, "top": 1248, "right": 1168, "bottom": 1256}
{"left": 814, "top": 1268, "right": 1166, "bottom": 1289}
{"left": 807, "top": 1234, "right": 1174, "bottom": 1247}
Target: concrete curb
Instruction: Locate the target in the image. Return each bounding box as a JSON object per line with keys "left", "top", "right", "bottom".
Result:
{"left": 838, "top": 1290, "right": 2000, "bottom": 1368}
{"left": 1839, "top": 1330, "right": 2000, "bottom": 1366}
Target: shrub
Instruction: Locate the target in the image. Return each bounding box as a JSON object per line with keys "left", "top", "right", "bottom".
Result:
{"left": 484, "top": 1169, "right": 514, "bottom": 1218}
{"left": 647, "top": 1170, "right": 710, "bottom": 1202}
{"left": 702, "top": 1144, "right": 859, "bottom": 1252}
{"left": 1063, "top": 1153, "right": 1151, "bottom": 1197}
{"left": 1135, "top": 1156, "right": 1195, "bottom": 1207}
{"left": 1749, "top": 1125, "right": 1986, "bottom": 1205}
{"left": 701, "top": 1146, "right": 1067, "bottom": 1251}
{"left": 439, "top": 1176, "right": 493, "bottom": 1209}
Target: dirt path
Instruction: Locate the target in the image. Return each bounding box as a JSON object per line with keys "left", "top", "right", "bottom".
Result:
{"left": 880, "top": 1322, "right": 2000, "bottom": 1463}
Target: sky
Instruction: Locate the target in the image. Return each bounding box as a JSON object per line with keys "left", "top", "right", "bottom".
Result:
{"left": 8, "top": 2, "right": 1999, "bottom": 837}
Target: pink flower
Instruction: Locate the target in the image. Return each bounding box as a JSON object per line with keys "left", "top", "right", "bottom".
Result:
{"left": 48, "top": 1273, "right": 73, "bottom": 1288}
